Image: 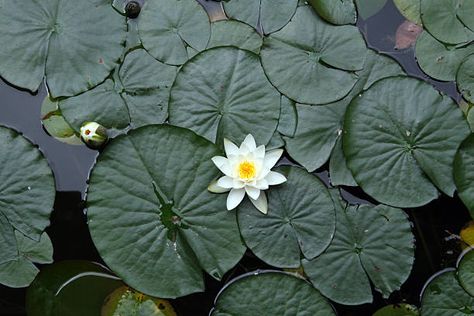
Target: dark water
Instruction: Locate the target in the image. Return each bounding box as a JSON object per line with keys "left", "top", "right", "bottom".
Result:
{"left": 0, "top": 0, "right": 471, "bottom": 315}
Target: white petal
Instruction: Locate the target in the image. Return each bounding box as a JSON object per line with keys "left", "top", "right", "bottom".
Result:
{"left": 217, "top": 176, "right": 234, "bottom": 189}
{"left": 224, "top": 138, "right": 239, "bottom": 157}
{"left": 265, "top": 171, "right": 287, "bottom": 185}
{"left": 208, "top": 180, "right": 231, "bottom": 193}
{"left": 255, "top": 179, "right": 269, "bottom": 190}
{"left": 254, "top": 145, "right": 265, "bottom": 159}
{"left": 250, "top": 191, "right": 268, "bottom": 214}
{"left": 211, "top": 156, "right": 232, "bottom": 177}
{"left": 241, "top": 134, "right": 257, "bottom": 151}
{"left": 257, "top": 167, "right": 271, "bottom": 180}
{"left": 263, "top": 149, "right": 283, "bottom": 169}
{"left": 245, "top": 186, "right": 261, "bottom": 200}
{"left": 233, "top": 179, "right": 245, "bottom": 189}
{"left": 226, "top": 188, "right": 246, "bottom": 210}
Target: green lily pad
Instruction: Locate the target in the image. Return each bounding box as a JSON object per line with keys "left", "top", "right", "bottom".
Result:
{"left": 26, "top": 260, "right": 123, "bottom": 316}
{"left": 0, "top": 213, "right": 16, "bottom": 265}
{"left": 415, "top": 31, "right": 474, "bottom": 82}
{"left": 60, "top": 49, "right": 178, "bottom": 131}
{"left": 223, "top": 0, "right": 298, "bottom": 34}
{"left": 308, "top": 0, "right": 357, "bottom": 25}
{"left": 266, "top": 130, "right": 285, "bottom": 150}
{"left": 87, "top": 125, "right": 246, "bottom": 298}
{"left": 285, "top": 103, "right": 346, "bottom": 172}
{"left": 237, "top": 166, "right": 335, "bottom": 268}
{"left": 457, "top": 55, "right": 474, "bottom": 104}
{"left": 420, "top": 269, "right": 474, "bottom": 315}
{"left": 208, "top": 20, "right": 263, "bottom": 54}
{"left": 420, "top": 0, "right": 474, "bottom": 45}
{"left": 0, "top": 232, "right": 53, "bottom": 288}
{"left": 278, "top": 96, "right": 298, "bottom": 138}
{"left": 102, "top": 286, "right": 177, "bottom": 316}
{"left": 169, "top": 47, "right": 280, "bottom": 146}
{"left": 0, "top": 0, "right": 126, "bottom": 97}
{"left": 454, "top": 134, "right": 474, "bottom": 215}
{"left": 303, "top": 196, "right": 415, "bottom": 305}
{"left": 260, "top": 5, "right": 367, "bottom": 105}
{"left": 329, "top": 138, "right": 357, "bottom": 187}
{"left": 394, "top": 0, "right": 421, "bottom": 25}
{"left": 344, "top": 76, "right": 470, "bottom": 208}
{"left": 374, "top": 304, "right": 419, "bottom": 316}
{"left": 355, "top": 0, "right": 388, "bottom": 20}
{"left": 138, "top": 0, "right": 210, "bottom": 65}
{"left": 41, "top": 96, "right": 82, "bottom": 145}
{"left": 0, "top": 126, "right": 55, "bottom": 240}
{"left": 458, "top": 249, "right": 474, "bottom": 297}
{"left": 211, "top": 271, "right": 335, "bottom": 316}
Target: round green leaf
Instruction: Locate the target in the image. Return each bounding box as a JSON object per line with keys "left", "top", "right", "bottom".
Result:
{"left": 420, "top": 0, "right": 474, "bottom": 45}
{"left": 260, "top": 6, "right": 367, "bottom": 105}
{"left": 138, "top": 0, "right": 210, "bottom": 65}
{"left": 303, "top": 195, "right": 415, "bottom": 305}
{"left": 0, "top": 232, "right": 53, "bottom": 288}
{"left": 329, "top": 138, "right": 358, "bottom": 187}
{"left": 278, "top": 96, "right": 298, "bottom": 137}
{"left": 87, "top": 125, "right": 246, "bottom": 298}
{"left": 169, "top": 47, "right": 280, "bottom": 146}
{"left": 421, "top": 269, "right": 474, "bottom": 315}
{"left": 415, "top": 31, "right": 474, "bottom": 82}
{"left": 41, "top": 96, "right": 82, "bottom": 145}
{"left": 238, "top": 166, "right": 335, "bottom": 268}
{"left": 211, "top": 271, "right": 335, "bottom": 316}
{"left": 454, "top": 134, "right": 474, "bottom": 215}
{"left": 26, "top": 260, "right": 123, "bottom": 316}
{"left": 394, "top": 0, "right": 421, "bottom": 25}
{"left": 223, "top": 0, "right": 298, "bottom": 34}
{"left": 208, "top": 20, "right": 263, "bottom": 54}
{"left": 0, "top": 213, "right": 17, "bottom": 265}
{"left": 0, "top": 0, "right": 126, "bottom": 97}
{"left": 0, "top": 126, "right": 55, "bottom": 240}
{"left": 60, "top": 49, "right": 178, "bottom": 131}
{"left": 308, "top": 0, "right": 357, "bottom": 25}
{"left": 374, "top": 304, "right": 419, "bottom": 316}
{"left": 355, "top": 0, "right": 388, "bottom": 20}
{"left": 458, "top": 54, "right": 474, "bottom": 104}
{"left": 458, "top": 250, "right": 474, "bottom": 297}
{"left": 344, "top": 76, "right": 470, "bottom": 208}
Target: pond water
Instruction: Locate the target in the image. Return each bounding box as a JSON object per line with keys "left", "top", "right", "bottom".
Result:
{"left": 0, "top": 0, "right": 471, "bottom": 315}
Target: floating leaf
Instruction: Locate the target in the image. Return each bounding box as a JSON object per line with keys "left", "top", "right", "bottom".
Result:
{"left": 0, "top": 213, "right": 18, "bottom": 265}
{"left": 102, "top": 286, "right": 176, "bottom": 316}
{"left": 344, "top": 76, "right": 470, "bottom": 207}
{"left": 138, "top": 0, "right": 210, "bottom": 65}
{"left": 457, "top": 55, "right": 474, "bottom": 104}
{"left": 237, "top": 166, "right": 335, "bottom": 268}
{"left": 355, "top": 0, "right": 388, "bottom": 20}
{"left": 260, "top": 5, "right": 367, "bottom": 105}
{"left": 329, "top": 138, "right": 357, "bottom": 187}
{"left": 420, "top": 269, "right": 474, "bottom": 315}
{"left": 394, "top": 0, "right": 422, "bottom": 25}
{"left": 211, "top": 271, "right": 335, "bottom": 315}
{"left": 26, "top": 260, "right": 123, "bottom": 316}
{"left": 223, "top": 0, "right": 298, "bottom": 34}
{"left": 454, "top": 134, "right": 474, "bottom": 215}
{"left": 374, "top": 304, "right": 419, "bottom": 316}
{"left": 87, "top": 125, "right": 246, "bottom": 298}
{"left": 415, "top": 31, "right": 474, "bottom": 82}
{"left": 458, "top": 250, "right": 474, "bottom": 297}
{"left": 0, "top": 232, "right": 53, "bottom": 288}
{"left": 0, "top": 126, "right": 55, "bottom": 240}
{"left": 308, "top": 0, "right": 357, "bottom": 25}
{"left": 208, "top": 20, "right": 263, "bottom": 54}
{"left": 395, "top": 20, "right": 423, "bottom": 50}
{"left": 169, "top": 47, "right": 280, "bottom": 146}
{"left": 420, "top": 0, "right": 474, "bottom": 45}
{"left": 460, "top": 221, "right": 474, "bottom": 249}
{"left": 41, "top": 96, "right": 82, "bottom": 145}
{"left": 278, "top": 96, "right": 298, "bottom": 138}
{"left": 0, "top": 0, "right": 126, "bottom": 97}
{"left": 60, "top": 49, "right": 178, "bottom": 131}
{"left": 303, "top": 196, "right": 414, "bottom": 305}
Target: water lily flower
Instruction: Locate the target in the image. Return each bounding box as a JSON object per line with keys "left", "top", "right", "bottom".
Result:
{"left": 209, "top": 134, "right": 287, "bottom": 214}
{"left": 80, "top": 121, "right": 108, "bottom": 148}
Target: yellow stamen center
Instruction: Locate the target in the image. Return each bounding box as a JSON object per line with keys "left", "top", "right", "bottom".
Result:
{"left": 238, "top": 161, "right": 256, "bottom": 180}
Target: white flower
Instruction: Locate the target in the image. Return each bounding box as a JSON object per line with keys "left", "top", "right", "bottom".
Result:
{"left": 209, "top": 134, "right": 287, "bottom": 214}
{"left": 80, "top": 122, "right": 108, "bottom": 148}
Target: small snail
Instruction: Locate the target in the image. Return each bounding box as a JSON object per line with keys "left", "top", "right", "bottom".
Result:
{"left": 125, "top": 1, "right": 141, "bottom": 19}
{"left": 80, "top": 122, "right": 108, "bottom": 149}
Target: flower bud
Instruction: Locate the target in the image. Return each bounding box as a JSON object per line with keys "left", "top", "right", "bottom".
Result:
{"left": 80, "top": 122, "right": 108, "bottom": 149}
